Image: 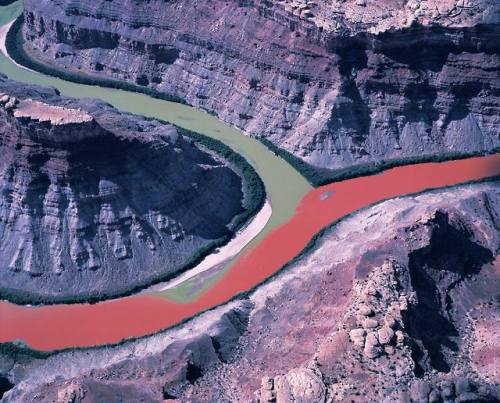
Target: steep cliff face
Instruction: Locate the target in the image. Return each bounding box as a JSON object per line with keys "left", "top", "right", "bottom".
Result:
{"left": 0, "top": 77, "right": 245, "bottom": 303}
{"left": 21, "top": 0, "right": 500, "bottom": 170}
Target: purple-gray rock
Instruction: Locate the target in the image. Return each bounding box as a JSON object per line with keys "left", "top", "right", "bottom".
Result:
{"left": 0, "top": 76, "right": 246, "bottom": 303}
{"left": 20, "top": 0, "right": 500, "bottom": 170}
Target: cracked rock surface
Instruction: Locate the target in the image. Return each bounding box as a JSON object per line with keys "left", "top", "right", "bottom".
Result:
{"left": 0, "top": 77, "right": 245, "bottom": 304}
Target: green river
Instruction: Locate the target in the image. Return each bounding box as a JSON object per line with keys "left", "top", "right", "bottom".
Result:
{"left": 0, "top": 1, "right": 311, "bottom": 301}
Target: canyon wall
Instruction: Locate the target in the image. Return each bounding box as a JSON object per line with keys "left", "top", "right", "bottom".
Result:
{"left": 0, "top": 76, "right": 246, "bottom": 303}
{"left": 21, "top": 0, "right": 500, "bottom": 170}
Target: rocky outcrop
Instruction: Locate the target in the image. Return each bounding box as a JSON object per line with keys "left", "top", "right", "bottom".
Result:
{"left": 0, "top": 76, "right": 246, "bottom": 303}
{"left": 255, "top": 368, "right": 327, "bottom": 402}
{"left": 2, "top": 181, "right": 499, "bottom": 402}
{"left": 0, "top": 299, "right": 253, "bottom": 402}
{"left": 20, "top": 0, "right": 500, "bottom": 170}
{"left": 250, "top": 199, "right": 500, "bottom": 402}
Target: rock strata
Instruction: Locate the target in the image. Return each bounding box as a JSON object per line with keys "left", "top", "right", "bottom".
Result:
{"left": 20, "top": 0, "right": 500, "bottom": 170}
{"left": 0, "top": 76, "right": 246, "bottom": 303}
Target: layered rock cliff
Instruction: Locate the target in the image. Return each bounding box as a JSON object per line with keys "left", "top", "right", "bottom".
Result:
{"left": 2, "top": 181, "right": 499, "bottom": 402}
{"left": 0, "top": 76, "right": 246, "bottom": 303}
{"left": 20, "top": 0, "right": 500, "bottom": 170}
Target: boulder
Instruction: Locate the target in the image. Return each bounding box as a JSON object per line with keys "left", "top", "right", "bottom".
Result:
{"left": 384, "top": 314, "right": 397, "bottom": 329}
{"left": 428, "top": 389, "right": 440, "bottom": 403}
{"left": 395, "top": 330, "right": 405, "bottom": 345}
{"left": 274, "top": 368, "right": 326, "bottom": 403}
{"left": 399, "top": 296, "right": 409, "bottom": 311}
{"left": 384, "top": 345, "right": 395, "bottom": 355}
{"left": 362, "top": 318, "right": 379, "bottom": 329}
{"left": 440, "top": 381, "right": 455, "bottom": 399}
{"left": 358, "top": 305, "right": 374, "bottom": 317}
{"left": 378, "top": 326, "right": 395, "bottom": 345}
{"left": 349, "top": 328, "right": 366, "bottom": 347}
{"left": 456, "top": 392, "right": 480, "bottom": 402}
{"left": 410, "top": 380, "right": 432, "bottom": 402}
{"left": 364, "top": 332, "right": 382, "bottom": 359}
{"left": 57, "top": 382, "right": 85, "bottom": 403}
{"left": 455, "top": 378, "right": 472, "bottom": 395}
{"left": 261, "top": 376, "right": 274, "bottom": 391}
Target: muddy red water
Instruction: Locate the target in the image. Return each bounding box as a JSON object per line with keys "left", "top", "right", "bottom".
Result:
{"left": 1, "top": 155, "right": 499, "bottom": 351}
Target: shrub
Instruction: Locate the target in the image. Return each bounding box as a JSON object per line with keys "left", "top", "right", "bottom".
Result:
{"left": 259, "top": 137, "right": 500, "bottom": 187}
{"left": 6, "top": 16, "right": 186, "bottom": 104}
{"left": 249, "top": 77, "right": 259, "bottom": 90}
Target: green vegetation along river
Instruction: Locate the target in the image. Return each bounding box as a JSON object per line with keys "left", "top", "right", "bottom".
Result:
{"left": 0, "top": 1, "right": 311, "bottom": 300}
{"left": 1, "top": 1, "right": 500, "bottom": 352}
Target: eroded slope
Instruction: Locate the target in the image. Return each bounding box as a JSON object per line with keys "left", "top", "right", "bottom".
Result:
{"left": 20, "top": 0, "right": 500, "bottom": 171}
{"left": 0, "top": 77, "right": 246, "bottom": 303}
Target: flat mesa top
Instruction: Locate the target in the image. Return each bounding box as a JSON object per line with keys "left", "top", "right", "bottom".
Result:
{"left": 8, "top": 97, "right": 93, "bottom": 125}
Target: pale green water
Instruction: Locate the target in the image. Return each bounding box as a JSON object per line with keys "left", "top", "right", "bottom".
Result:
{"left": 0, "top": 2, "right": 311, "bottom": 301}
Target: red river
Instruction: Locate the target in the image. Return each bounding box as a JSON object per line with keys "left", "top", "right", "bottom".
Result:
{"left": 0, "top": 154, "right": 499, "bottom": 351}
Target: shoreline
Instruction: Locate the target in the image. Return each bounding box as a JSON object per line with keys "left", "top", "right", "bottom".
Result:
{"left": 147, "top": 199, "right": 272, "bottom": 293}
{"left": 0, "top": 156, "right": 498, "bottom": 351}
{"left": 0, "top": 16, "right": 270, "bottom": 306}
{"left": 4, "top": 12, "right": 499, "bottom": 190}
{"left": 0, "top": 3, "right": 494, "bottom": 354}
{"left": 0, "top": 20, "right": 35, "bottom": 73}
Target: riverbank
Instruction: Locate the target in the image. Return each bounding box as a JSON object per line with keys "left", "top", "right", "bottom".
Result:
{"left": 0, "top": 0, "right": 312, "bottom": 228}
{"left": 5, "top": 15, "right": 187, "bottom": 105}
{"left": 7, "top": 6, "right": 500, "bottom": 188}
{"left": 261, "top": 138, "right": 500, "bottom": 187}
{"left": 0, "top": 1, "right": 498, "bottom": 353}
{"left": 0, "top": 3, "right": 313, "bottom": 306}
{"left": 6, "top": 4, "right": 497, "bottom": 193}
{"left": 148, "top": 199, "right": 272, "bottom": 293}
{"left": 0, "top": 154, "right": 498, "bottom": 351}
{"left": 0, "top": 13, "right": 273, "bottom": 306}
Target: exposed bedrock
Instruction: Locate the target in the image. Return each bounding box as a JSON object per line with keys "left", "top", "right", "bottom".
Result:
{"left": 0, "top": 77, "right": 246, "bottom": 303}
{"left": 21, "top": 0, "right": 500, "bottom": 170}
{"left": 2, "top": 182, "right": 499, "bottom": 402}
{"left": 404, "top": 210, "right": 494, "bottom": 375}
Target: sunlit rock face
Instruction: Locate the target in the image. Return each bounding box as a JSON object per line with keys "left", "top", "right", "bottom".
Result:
{"left": 22, "top": 0, "right": 500, "bottom": 169}
{"left": 0, "top": 77, "right": 245, "bottom": 303}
